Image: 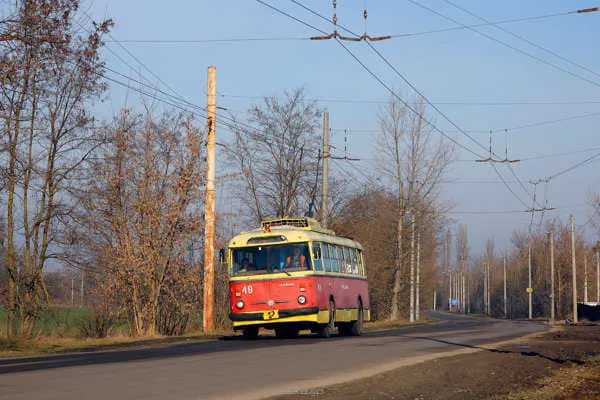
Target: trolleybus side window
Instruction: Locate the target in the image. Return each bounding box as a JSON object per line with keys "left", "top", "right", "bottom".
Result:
{"left": 328, "top": 244, "right": 339, "bottom": 272}
{"left": 312, "top": 243, "right": 323, "bottom": 271}
{"left": 322, "top": 243, "right": 332, "bottom": 272}
{"left": 342, "top": 247, "right": 353, "bottom": 274}
{"left": 351, "top": 248, "right": 360, "bottom": 275}
{"left": 358, "top": 249, "right": 365, "bottom": 276}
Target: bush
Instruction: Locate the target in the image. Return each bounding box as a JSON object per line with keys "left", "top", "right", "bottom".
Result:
{"left": 78, "top": 307, "right": 115, "bottom": 338}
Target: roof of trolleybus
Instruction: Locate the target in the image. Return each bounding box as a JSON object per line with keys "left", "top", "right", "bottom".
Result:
{"left": 227, "top": 217, "right": 363, "bottom": 250}
{"left": 227, "top": 217, "right": 364, "bottom": 280}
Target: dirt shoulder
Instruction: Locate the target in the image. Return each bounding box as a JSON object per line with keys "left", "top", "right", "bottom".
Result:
{"left": 271, "top": 323, "right": 600, "bottom": 400}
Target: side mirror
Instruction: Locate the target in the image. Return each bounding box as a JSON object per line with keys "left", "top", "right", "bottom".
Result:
{"left": 219, "top": 248, "right": 226, "bottom": 264}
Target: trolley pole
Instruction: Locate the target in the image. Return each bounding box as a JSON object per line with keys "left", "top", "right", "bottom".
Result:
{"left": 203, "top": 66, "right": 216, "bottom": 332}
{"left": 570, "top": 214, "right": 578, "bottom": 323}
{"left": 320, "top": 112, "right": 329, "bottom": 229}
{"left": 550, "top": 230, "right": 555, "bottom": 324}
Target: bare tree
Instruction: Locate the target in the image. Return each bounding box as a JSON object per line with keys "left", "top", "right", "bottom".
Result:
{"left": 0, "top": 0, "right": 111, "bottom": 336}
{"left": 229, "top": 88, "right": 322, "bottom": 223}
{"left": 80, "top": 110, "right": 204, "bottom": 336}
{"left": 376, "top": 90, "right": 455, "bottom": 320}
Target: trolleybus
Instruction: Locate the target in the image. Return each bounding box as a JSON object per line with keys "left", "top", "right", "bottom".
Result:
{"left": 224, "top": 217, "right": 370, "bottom": 339}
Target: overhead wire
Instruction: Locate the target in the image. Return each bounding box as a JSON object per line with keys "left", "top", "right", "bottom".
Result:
{"left": 407, "top": 0, "right": 600, "bottom": 89}
{"left": 443, "top": 0, "right": 600, "bottom": 80}
{"left": 267, "top": 0, "right": 534, "bottom": 209}
{"left": 220, "top": 93, "right": 600, "bottom": 107}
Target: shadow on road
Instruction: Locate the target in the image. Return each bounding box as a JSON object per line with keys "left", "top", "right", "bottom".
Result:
{"left": 0, "top": 312, "right": 527, "bottom": 375}
{"left": 400, "top": 334, "right": 585, "bottom": 365}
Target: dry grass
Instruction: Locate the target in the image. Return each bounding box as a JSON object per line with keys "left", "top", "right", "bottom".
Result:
{"left": 0, "top": 329, "right": 232, "bottom": 358}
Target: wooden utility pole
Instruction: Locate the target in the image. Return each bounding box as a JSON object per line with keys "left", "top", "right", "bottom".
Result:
{"left": 550, "top": 230, "right": 555, "bottom": 323}
{"left": 528, "top": 242, "right": 532, "bottom": 320}
{"left": 321, "top": 111, "right": 329, "bottom": 228}
{"left": 409, "top": 213, "right": 416, "bottom": 322}
{"left": 570, "top": 214, "right": 578, "bottom": 323}
{"left": 416, "top": 233, "right": 420, "bottom": 320}
{"left": 203, "top": 66, "right": 216, "bottom": 332}
{"left": 503, "top": 255, "right": 507, "bottom": 318}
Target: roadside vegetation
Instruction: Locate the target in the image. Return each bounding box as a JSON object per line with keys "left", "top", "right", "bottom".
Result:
{"left": 1, "top": 1, "right": 599, "bottom": 355}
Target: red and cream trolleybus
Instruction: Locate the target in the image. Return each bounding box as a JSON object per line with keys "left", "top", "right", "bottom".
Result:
{"left": 225, "top": 217, "right": 370, "bottom": 339}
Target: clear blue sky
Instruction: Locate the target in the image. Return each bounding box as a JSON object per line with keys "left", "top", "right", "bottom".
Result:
{"left": 87, "top": 0, "right": 600, "bottom": 257}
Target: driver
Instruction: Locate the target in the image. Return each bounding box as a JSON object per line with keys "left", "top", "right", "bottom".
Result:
{"left": 285, "top": 247, "right": 307, "bottom": 268}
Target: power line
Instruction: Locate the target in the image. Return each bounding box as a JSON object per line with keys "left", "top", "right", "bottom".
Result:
{"left": 546, "top": 150, "right": 600, "bottom": 181}
{"left": 258, "top": 0, "right": 534, "bottom": 210}
{"left": 489, "top": 162, "right": 530, "bottom": 209}
{"left": 220, "top": 93, "right": 600, "bottom": 106}
{"left": 324, "top": 111, "right": 600, "bottom": 135}
{"left": 389, "top": 8, "right": 595, "bottom": 39}
{"left": 444, "top": 0, "right": 600, "bottom": 80}
{"left": 109, "top": 37, "right": 307, "bottom": 44}
{"left": 407, "top": 0, "right": 600, "bottom": 89}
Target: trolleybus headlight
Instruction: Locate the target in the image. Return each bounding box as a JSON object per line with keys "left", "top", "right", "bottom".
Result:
{"left": 235, "top": 300, "right": 245, "bottom": 309}
{"left": 297, "top": 295, "right": 307, "bottom": 305}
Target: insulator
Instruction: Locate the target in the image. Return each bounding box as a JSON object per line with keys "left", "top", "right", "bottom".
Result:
{"left": 363, "top": 9, "right": 368, "bottom": 20}
{"left": 333, "top": 0, "right": 337, "bottom": 8}
{"left": 333, "top": 13, "right": 337, "bottom": 24}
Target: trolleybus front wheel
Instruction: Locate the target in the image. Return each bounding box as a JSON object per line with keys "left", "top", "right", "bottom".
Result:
{"left": 318, "top": 300, "right": 336, "bottom": 338}
{"left": 242, "top": 326, "right": 259, "bottom": 340}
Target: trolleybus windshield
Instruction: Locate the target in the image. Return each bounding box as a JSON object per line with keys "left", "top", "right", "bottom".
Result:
{"left": 231, "top": 243, "right": 311, "bottom": 276}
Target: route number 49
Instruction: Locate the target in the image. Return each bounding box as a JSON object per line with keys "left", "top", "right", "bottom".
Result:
{"left": 241, "top": 285, "right": 254, "bottom": 295}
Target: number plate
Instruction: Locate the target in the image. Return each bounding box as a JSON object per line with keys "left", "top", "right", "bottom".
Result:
{"left": 263, "top": 310, "right": 279, "bottom": 320}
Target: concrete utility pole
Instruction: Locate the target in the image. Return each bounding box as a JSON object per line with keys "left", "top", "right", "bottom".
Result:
{"left": 467, "top": 274, "right": 471, "bottom": 314}
{"left": 462, "top": 273, "right": 466, "bottom": 314}
{"left": 528, "top": 242, "right": 532, "bottom": 320}
{"left": 433, "top": 290, "right": 437, "bottom": 311}
{"left": 203, "top": 66, "right": 216, "bottom": 332}
{"left": 570, "top": 214, "right": 578, "bottom": 323}
{"left": 584, "top": 255, "right": 588, "bottom": 303}
{"left": 487, "top": 262, "right": 491, "bottom": 315}
{"left": 550, "top": 230, "right": 555, "bottom": 324}
{"left": 446, "top": 230, "right": 451, "bottom": 311}
{"left": 597, "top": 249, "right": 600, "bottom": 303}
{"left": 80, "top": 270, "right": 84, "bottom": 307}
{"left": 449, "top": 271, "right": 453, "bottom": 312}
{"left": 503, "top": 255, "right": 507, "bottom": 318}
{"left": 416, "top": 233, "right": 421, "bottom": 321}
{"left": 483, "top": 263, "right": 488, "bottom": 315}
{"left": 320, "top": 111, "right": 329, "bottom": 228}
{"left": 409, "top": 213, "right": 416, "bottom": 322}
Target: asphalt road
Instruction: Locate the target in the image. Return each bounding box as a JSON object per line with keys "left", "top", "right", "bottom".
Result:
{"left": 0, "top": 312, "right": 548, "bottom": 400}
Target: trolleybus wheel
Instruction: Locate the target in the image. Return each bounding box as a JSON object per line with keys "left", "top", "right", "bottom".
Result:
{"left": 318, "top": 300, "right": 336, "bottom": 338}
{"left": 349, "top": 301, "right": 364, "bottom": 336}
{"left": 242, "top": 326, "right": 259, "bottom": 340}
